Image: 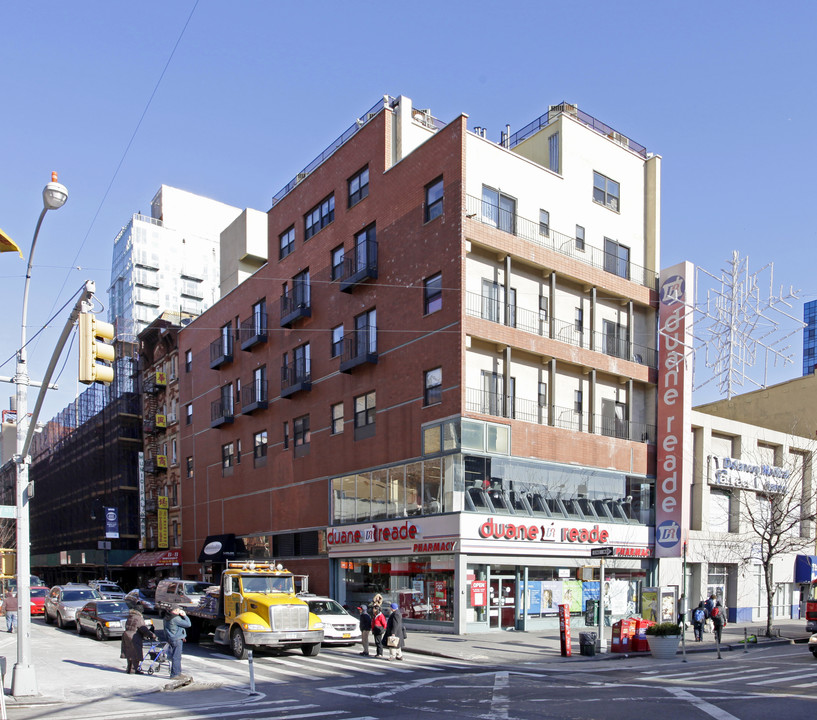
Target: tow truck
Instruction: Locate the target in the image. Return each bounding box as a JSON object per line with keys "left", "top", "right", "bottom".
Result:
{"left": 183, "top": 561, "right": 324, "bottom": 659}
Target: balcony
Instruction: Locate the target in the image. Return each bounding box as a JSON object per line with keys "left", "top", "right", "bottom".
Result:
{"left": 339, "top": 329, "right": 378, "bottom": 373}
{"left": 281, "top": 361, "right": 311, "bottom": 399}
{"left": 339, "top": 240, "right": 378, "bottom": 292}
{"left": 465, "top": 388, "right": 655, "bottom": 444}
{"left": 240, "top": 313, "right": 268, "bottom": 351}
{"left": 210, "top": 398, "right": 234, "bottom": 428}
{"left": 280, "top": 282, "right": 311, "bottom": 328}
{"left": 465, "top": 194, "right": 657, "bottom": 290}
{"left": 241, "top": 379, "right": 268, "bottom": 414}
{"left": 210, "top": 334, "right": 234, "bottom": 369}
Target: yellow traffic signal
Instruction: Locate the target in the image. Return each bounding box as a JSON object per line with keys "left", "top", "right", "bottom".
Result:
{"left": 78, "top": 312, "right": 115, "bottom": 385}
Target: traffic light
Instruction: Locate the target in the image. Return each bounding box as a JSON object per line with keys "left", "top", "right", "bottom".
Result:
{"left": 78, "top": 312, "right": 115, "bottom": 385}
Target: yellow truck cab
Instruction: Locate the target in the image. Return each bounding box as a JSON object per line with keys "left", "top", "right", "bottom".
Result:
{"left": 186, "top": 561, "right": 324, "bottom": 659}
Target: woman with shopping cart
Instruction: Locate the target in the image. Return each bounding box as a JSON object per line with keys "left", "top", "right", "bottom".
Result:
{"left": 121, "top": 609, "right": 158, "bottom": 674}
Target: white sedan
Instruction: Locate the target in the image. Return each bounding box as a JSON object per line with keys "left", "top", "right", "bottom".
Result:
{"left": 302, "top": 596, "right": 362, "bottom": 646}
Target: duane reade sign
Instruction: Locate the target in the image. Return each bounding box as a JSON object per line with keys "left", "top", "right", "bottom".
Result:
{"left": 708, "top": 455, "right": 788, "bottom": 495}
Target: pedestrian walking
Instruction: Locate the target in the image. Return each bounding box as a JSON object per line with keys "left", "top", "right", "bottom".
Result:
{"left": 371, "top": 605, "right": 387, "bottom": 657}
{"left": 358, "top": 605, "right": 372, "bottom": 656}
{"left": 163, "top": 604, "right": 192, "bottom": 679}
{"left": 383, "top": 603, "right": 406, "bottom": 661}
{"left": 711, "top": 600, "right": 727, "bottom": 644}
{"left": 2, "top": 591, "right": 18, "bottom": 633}
{"left": 692, "top": 602, "right": 706, "bottom": 642}
{"left": 121, "top": 609, "right": 157, "bottom": 674}
{"left": 704, "top": 594, "right": 716, "bottom": 634}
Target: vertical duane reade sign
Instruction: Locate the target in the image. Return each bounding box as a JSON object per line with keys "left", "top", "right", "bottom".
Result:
{"left": 656, "top": 262, "right": 694, "bottom": 558}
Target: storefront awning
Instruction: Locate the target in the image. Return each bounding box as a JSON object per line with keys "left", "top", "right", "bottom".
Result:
{"left": 795, "top": 555, "right": 817, "bottom": 583}
{"left": 123, "top": 549, "right": 181, "bottom": 568}
{"left": 197, "top": 534, "right": 247, "bottom": 563}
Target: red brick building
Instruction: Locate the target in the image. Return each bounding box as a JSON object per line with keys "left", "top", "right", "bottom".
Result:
{"left": 180, "top": 96, "right": 660, "bottom": 633}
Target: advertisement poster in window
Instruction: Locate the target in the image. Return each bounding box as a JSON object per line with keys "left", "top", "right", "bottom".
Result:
{"left": 542, "top": 581, "right": 562, "bottom": 615}
{"left": 562, "top": 580, "right": 583, "bottom": 613}
{"left": 641, "top": 588, "right": 659, "bottom": 622}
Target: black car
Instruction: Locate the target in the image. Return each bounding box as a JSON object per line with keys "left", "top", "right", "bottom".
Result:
{"left": 75, "top": 600, "right": 136, "bottom": 640}
{"left": 124, "top": 588, "right": 156, "bottom": 614}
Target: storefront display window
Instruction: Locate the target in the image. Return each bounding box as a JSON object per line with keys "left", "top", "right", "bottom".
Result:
{"left": 340, "top": 555, "right": 454, "bottom": 623}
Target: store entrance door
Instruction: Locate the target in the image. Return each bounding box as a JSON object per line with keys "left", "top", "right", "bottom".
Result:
{"left": 489, "top": 576, "right": 516, "bottom": 630}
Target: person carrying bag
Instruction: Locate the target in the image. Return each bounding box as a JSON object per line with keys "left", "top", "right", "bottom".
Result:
{"left": 383, "top": 603, "right": 407, "bottom": 661}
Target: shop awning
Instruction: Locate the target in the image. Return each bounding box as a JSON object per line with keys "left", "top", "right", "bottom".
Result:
{"left": 197, "top": 534, "right": 247, "bottom": 563}
{"left": 795, "top": 555, "right": 817, "bottom": 583}
{"left": 123, "top": 549, "right": 181, "bottom": 568}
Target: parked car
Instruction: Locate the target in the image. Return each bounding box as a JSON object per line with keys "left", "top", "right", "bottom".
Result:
{"left": 155, "top": 578, "right": 213, "bottom": 612}
{"left": 44, "top": 584, "right": 101, "bottom": 629}
{"left": 300, "top": 595, "right": 362, "bottom": 646}
{"left": 124, "top": 588, "right": 156, "bottom": 614}
{"left": 809, "top": 632, "right": 817, "bottom": 658}
{"left": 88, "top": 581, "right": 126, "bottom": 600}
{"left": 29, "top": 586, "right": 49, "bottom": 616}
{"left": 76, "top": 599, "right": 142, "bottom": 640}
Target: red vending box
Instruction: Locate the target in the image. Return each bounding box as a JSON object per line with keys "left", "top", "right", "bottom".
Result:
{"left": 632, "top": 619, "right": 654, "bottom": 652}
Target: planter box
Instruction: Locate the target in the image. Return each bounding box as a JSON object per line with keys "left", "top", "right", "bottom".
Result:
{"left": 648, "top": 635, "right": 680, "bottom": 659}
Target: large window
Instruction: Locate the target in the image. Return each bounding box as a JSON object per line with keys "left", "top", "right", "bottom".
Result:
{"left": 355, "top": 309, "right": 377, "bottom": 355}
{"left": 331, "top": 245, "right": 344, "bottom": 281}
{"left": 279, "top": 226, "right": 295, "bottom": 259}
{"left": 348, "top": 166, "right": 369, "bottom": 207}
{"left": 253, "top": 430, "right": 268, "bottom": 460}
{"left": 331, "top": 402, "right": 344, "bottom": 435}
{"left": 424, "top": 273, "right": 442, "bottom": 315}
{"left": 222, "top": 442, "right": 234, "bottom": 469}
{"left": 593, "top": 171, "right": 620, "bottom": 212}
{"left": 305, "top": 194, "right": 335, "bottom": 239}
{"left": 424, "top": 368, "right": 442, "bottom": 406}
{"left": 425, "top": 177, "right": 444, "bottom": 222}
{"left": 294, "top": 415, "right": 310, "bottom": 447}
{"left": 548, "top": 132, "right": 560, "bottom": 173}
{"left": 482, "top": 186, "right": 516, "bottom": 234}
{"left": 355, "top": 391, "right": 376, "bottom": 428}
{"left": 604, "top": 238, "right": 630, "bottom": 280}
{"left": 331, "top": 324, "right": 344, "bottom": 358}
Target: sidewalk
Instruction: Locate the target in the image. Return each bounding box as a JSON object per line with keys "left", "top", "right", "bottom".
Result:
{"left": 0, "top": 618, "right": 811, "bottom": 713}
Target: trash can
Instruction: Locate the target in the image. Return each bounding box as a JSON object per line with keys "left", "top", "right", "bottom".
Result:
{"left": 579, "top": 631, "right": 597, "bottom": 656}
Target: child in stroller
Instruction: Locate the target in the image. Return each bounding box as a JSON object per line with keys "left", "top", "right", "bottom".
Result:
{"left": 138, "top": 641, "right": 171, "bottom": 676}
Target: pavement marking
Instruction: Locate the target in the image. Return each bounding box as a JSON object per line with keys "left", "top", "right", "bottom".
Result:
{"left": 665, "top": 687, "right": 742, "bottom": 720}
{"left": 485, "top": 670, "right": 509, "bottom": 720}
{"left": 748, "top": 670, "right": 817, "bottom": 686}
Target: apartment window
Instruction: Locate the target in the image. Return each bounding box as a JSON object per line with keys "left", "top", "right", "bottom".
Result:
{"left": 593, "top": 171, "right": 620, "bottom": 211}
{"left": 293, "top": 269, "right": 311, "bottom": 305}
{"left": 575, "top": 225, "right": 585, "bottom": 251}
{"left": 355, "top": 309, "right": 377, "bottom": 355}
{"left": 293, "top": 343, "right": 311, "bottom": 379}
{"left": 548, "top": 132, "right": 560, "bottom": 173}
{"left": 575, "top": 307, "right": 584, "bottom": 334}
{"left": 283, "top": 421, "right": 289, "bottom": 450}
{"left": 424, "top": 368, "right": 442, "bottom": 406}
{"left": 294, "top": 415, "right": 310, "bottom": 447}
{"left": 222, "top": 442, "right": 234, "bottom": 469}
{"left": 252, "top": 299, "right": 267, "bottom": 334}
{"left": 305, "top": 194, "right": 335, "bottom": 239}
{"left": 348, "top": 166, "right": 369, "bottom": 207}
{"left": 331, "top": 402, "right": 344, "bottom": 434}
{"left": 538, "top": 382, "right": 548, "bottom": 407}
{"left": 604, "top": 238, "right": 630, "bottom": 280}
{"left": 539, "top": 209, "right": 550, "bottom": 237}
{"left": 331, "top": 324, "right": 344, "bottom": 358}
{"left": 482, "top": 186, "right": 516, "bottom": 234}
{"left": 235, "top": 438, "right": 242, "bottom": 464}
{"left": 355, "top": 391, "right": 376, "bottom": 428}
{"left": 186, "top": 456, "right": 193, "bottom": 478}
{"left": 424, "top": 273, "right": 442, "bottom": 315}
{"left": 220, "top": 383, "right": 234, "bottom": 415}
{"left": 354, "top": 224, "right": 375, "bottom": 272}
{"left": 425, "top": 177, "right": 444, "bottom": 222}
{"left": 185, "top": 349, "right": 192, "bottom": 372}
{"left": 279, "top": 226, "right": 295, "bottom": 260}
{"left": 574, "top": 389, "right": 583, "bottom": 415}
{"left": 185, "top": 403, "right": 192, "bottom": 426}
{"left": 253, "top": 430, "right": 268, "bottom": 459}
{"left": 331, "top": 245, "right": 345, "bottom": 280}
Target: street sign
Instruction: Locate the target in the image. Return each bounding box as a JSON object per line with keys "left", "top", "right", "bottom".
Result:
{"left": 0, "top": 505, "right": 16, "bottom": 519}
{"left": 590, "top": 546, "right": 614, "bottom": 557}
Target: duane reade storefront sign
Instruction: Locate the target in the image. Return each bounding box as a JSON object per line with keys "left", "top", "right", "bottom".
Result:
{"left": 708, "top": 456, "right": 789, "bottom": 495}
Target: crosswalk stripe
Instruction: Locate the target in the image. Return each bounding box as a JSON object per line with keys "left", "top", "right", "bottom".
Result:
{"left": 748, "top": 671, "right": 814, "bottom": 686}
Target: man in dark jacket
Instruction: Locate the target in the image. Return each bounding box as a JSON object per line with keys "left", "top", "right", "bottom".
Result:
{"left": 711, "top": 601, "right": 727, "bottom": 644}
{"left": 358, "top": 606, "right": 372, "bottom": 656}
{"left": 383, "top": 603, "right": 406, "bottom": 661}
{"left": 164, "top": 604, "right": 192, "bottom": 678}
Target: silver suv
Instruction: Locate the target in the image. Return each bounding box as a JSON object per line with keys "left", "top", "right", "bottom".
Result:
{"left": 89, "top": 581, "right": 126, "bottom": 600}
{"left": 44, "top": 584, "right": 101, "bottom": 629}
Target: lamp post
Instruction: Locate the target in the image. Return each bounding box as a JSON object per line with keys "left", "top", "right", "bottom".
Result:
{"left": 12, "top": 173, "right": 68, "bottom": 697}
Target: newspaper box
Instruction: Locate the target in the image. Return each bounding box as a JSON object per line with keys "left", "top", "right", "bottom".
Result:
{"left": 632, "top": 618, "right": 654, "bottom": 652}
{"left": 611, "top": 618, "right": 635, "bottom": 653}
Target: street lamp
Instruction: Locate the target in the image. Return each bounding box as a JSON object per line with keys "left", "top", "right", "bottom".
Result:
{"left": 12, "top": 172, "right": 68, "bottom": 697}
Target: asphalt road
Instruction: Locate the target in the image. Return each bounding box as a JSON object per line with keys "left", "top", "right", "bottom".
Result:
{"left": 4, "top": 617, "right": 816, "bottom": 720}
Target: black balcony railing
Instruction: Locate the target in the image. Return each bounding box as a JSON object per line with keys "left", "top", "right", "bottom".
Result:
{"left": 210, "top": 334, "right": 234, "bottom": 369}
{"left": 465, "top": 194, "right": 657, "bottom": 290}
{"left": 240, "top": 313, "right": 268, "bottom": 351}
{"left": 210, "top": 398, "right": 234, "bottom": 427}
{"left": 281, "top": 360, "right": 311, "bottom": 398}
{"left": 241, "top": 379, "right": 268, "bottom": 414}
{"left": 280, "top": 282, "right": 311, "bottom": 328}
{"left": 339, "top": 328, "right": 377, "bottom": 373}
{"left": 340, "top": 239, "right": 378, "bottom": 292}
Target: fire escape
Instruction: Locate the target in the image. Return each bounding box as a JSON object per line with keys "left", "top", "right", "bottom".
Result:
{"left": 142, "top": 370, "right": 168, "bottom": 547}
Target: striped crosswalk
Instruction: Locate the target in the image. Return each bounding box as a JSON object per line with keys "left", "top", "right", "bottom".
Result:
{"left": 638, "top": 663, "right": 817, "bottom": 690}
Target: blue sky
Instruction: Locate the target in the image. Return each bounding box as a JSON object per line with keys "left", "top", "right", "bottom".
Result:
{"left": 1, "top": 0, "right": 815, "bottom": 422}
